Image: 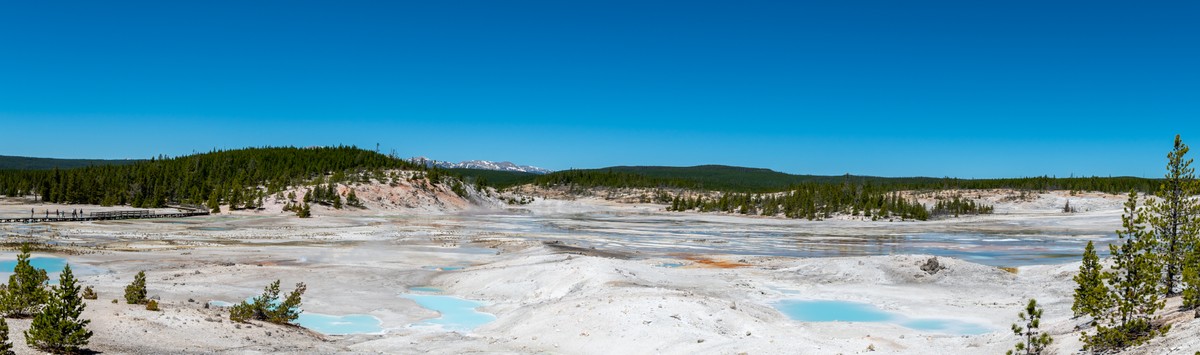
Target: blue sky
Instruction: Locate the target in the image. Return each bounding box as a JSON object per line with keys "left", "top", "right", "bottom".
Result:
{"left": 1, "top": 1, "right": 1196, "bottom": 178}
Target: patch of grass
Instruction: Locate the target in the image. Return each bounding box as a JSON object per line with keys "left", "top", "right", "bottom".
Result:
{"left": 999, "top": 266, "right": 1019, "bottom": 274}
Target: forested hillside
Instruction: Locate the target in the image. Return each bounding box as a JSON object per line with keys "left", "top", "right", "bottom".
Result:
{"left": 0, "top": 146, "right": 442, "bottom": 208}
{"left": 0, "top": 155, "right": 140, "bottom": 170}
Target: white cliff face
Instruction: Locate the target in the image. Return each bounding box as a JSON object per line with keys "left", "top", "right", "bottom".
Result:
{"left": 409, "top": 157, "right": 553, "bottom": 174}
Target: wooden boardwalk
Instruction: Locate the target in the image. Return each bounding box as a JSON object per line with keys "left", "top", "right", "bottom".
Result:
{"left": 0, "top": 208, "right": 209, "bottom": 224}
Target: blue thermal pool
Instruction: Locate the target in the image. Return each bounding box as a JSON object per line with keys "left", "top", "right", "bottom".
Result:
{"left": 0, "top": 257, "right": 68, "bottom": 273}
{"left": 295, "top": 313, "right": 383, "bottom": 335}
{"left": 401, "top": 294, "right": 496, "bottom": 332}
{"left": 774, "top": 300, "right": 991, "bottom": 335}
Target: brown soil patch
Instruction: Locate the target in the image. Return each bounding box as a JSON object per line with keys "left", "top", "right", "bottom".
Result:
{"left": 681, "top": 255, "right": 750, "bottom": 268}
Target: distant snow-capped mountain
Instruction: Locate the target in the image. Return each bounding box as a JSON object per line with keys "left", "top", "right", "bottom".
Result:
{"left": 409, "top": 157, "right": 553, "bottom": 174}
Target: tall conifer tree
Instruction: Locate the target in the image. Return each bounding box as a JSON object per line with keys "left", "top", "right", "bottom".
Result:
{"left": 1073, "top": 241, "right": 1108, "bottom": 322}
{"left": 1083, "top": 191, "right": 1168, "bottom": 351}
{"left": 1145, "top": 134, "right": 1200, "bottom": 296}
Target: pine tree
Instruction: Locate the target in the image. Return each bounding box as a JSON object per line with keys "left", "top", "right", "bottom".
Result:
{"left": 1083, "top": 190, "right": 1168, "bottom": 351}
{"left": 1007, "top": 299, "right": 1052, "bottom": 355}
{"left": 268, "top": 282, "right": 306, "bottom": 325}
{"left": 1184, "top": 249, "right": 1200, "bottom": 316}
{"left": 0, "top": 318, "right": 12, "bottom": 355}
{"left": 0, "top": 243, "right": 49, "bottom": 317}
{"left": 1073, "top": 241, "right": 1108, "bottom": 321}
{"left": 230, "top": 280, "right": 306, "bottom": 325}
{"left": 123, "top": 271, "right": 147, "bottom": 304}
{"left": 346, "top": 189, "right": 363, "bottom": 208}
{"left": 1145, "top": 134, "right": 1200, "bottom": 296}
{"left": 25, "top": 264, "right": 92, "bottom": 353}
{"left": 207, "top": 192, "right": 220, "bottom": 213}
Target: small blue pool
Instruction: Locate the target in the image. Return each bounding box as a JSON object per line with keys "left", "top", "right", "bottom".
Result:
{"left": 402, "top": 294, "right": 496, "bottom": 332}
{"left": 775, "top": 299, "right": 990, "bottom": 335}
{"left": 0, "top": 257, "right": 68, "bottom": 273}
{"left": 422, "top": 266, "right": 465, "bottom": 271}
{"left": 296, "top": 312, "right": 383, "bottom": 335}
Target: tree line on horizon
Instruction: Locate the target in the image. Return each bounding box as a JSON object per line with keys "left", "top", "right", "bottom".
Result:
{"left": 527, "top": 168, "right": 1159, "bottom": 194}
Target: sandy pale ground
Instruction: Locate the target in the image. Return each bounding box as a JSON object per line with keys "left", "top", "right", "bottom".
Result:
{"left": 0, "top": 190, "right": 1196, "bottom": 354}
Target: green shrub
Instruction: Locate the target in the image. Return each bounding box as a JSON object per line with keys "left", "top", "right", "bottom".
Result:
{"left": 145, "top": 299, "right": 159, "bottom": 311}
{"left": 81, "top": 286, "right": 97, "bottom": 300}
{"left": 124, "top": 271, "right": 147, "bottom": 304}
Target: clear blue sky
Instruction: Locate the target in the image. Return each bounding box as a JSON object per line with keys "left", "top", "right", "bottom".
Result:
{"left": 1, "top": 1, "right": 1196, "bottom": 178}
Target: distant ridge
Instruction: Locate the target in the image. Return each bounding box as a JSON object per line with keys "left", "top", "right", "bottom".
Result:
{"left": 0, "top": 155, "right": 141, "bottom": 170}
{"left": 410, "top": 157, "right": 552, "bottom": 174}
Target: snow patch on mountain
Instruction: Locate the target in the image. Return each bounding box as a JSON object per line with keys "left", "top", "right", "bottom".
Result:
{"left": 409, "top": 157, "right": 553, "bottom": 174}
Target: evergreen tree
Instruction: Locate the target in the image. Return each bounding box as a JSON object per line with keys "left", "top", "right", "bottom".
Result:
{"left": 1007, "top": 299, "right": 1052, "bottom": 355}
{"left": 1144, "top": 134, "right": 1200, "bottom": 296}
{"left": 1073, "top": 241, "right": 1108, "bottom": 321}
{"left": 230, "top": 280, "right": 306, "bottom": 325}
{"left": 296, "top": 203, "right": 311, "bottom": 218}
{"left": 123, "top": 271, "right": 147, "bottom": 304}
{"left": 0, "top": 244, "right": 49, "bottom": 317}
{"left": 268, "top": 283, "right": 306, "bottom": 325}
{"left": 346, "top": 189, "right": 363, "bottom": 208}
{"left": 0, "top": 318, "right": 12, "bottom": 355}
{"left": 207, "top": 193, "right": 220, "bottom": 213}
{"left": 25, "top": 264, "right": 92, "bottom": 354}
{"left": 1083, "top": 191, "right": 1168, "bottom": 352}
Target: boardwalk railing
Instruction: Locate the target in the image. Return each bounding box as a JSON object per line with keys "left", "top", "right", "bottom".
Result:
{"left": 0, "top": 208, "right": 209, "bottom": 224}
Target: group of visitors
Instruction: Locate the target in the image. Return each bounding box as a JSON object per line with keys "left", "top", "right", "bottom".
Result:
{"left": 29, "top": 208, "right": 85, "bottom": 219}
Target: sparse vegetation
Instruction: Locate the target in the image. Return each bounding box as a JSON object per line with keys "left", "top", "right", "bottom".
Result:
{"left": 81, "top": 287, "right": 96, "bottom": 301}
{"left": 1062, "top": 200, "right": 1077, "bottom": 213}
{"left": 124, "top": 271, "right": 147, "bottom": 304}
{"left": 145, "top": 299, "right": 159, "bottom": 311}
{"left": 1007, "top": 299, "right": 1052, "bottom": 355}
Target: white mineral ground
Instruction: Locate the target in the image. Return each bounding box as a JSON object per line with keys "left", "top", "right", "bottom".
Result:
{"left": 0, "top": 188, "right": 1196, "bottom": 354}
